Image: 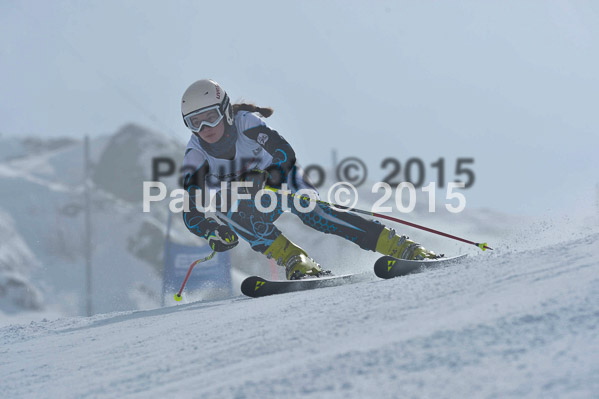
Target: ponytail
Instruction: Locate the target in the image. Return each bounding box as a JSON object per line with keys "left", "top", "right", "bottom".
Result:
{"left": 232, "top": 103, "right": 274, "bottom": 118}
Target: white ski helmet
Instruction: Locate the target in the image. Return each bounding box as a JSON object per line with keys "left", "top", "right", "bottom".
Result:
{"left": 181, "top": 79, "right": 233, "bottom": 132}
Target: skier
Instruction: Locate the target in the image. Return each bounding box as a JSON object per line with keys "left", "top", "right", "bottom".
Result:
{"left": 181, "top": 79, "right": 438, "bottom": 280}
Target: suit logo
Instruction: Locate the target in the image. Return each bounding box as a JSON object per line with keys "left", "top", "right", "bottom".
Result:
{"left": 257, "top": 133, "right": 269, "bottom": 146}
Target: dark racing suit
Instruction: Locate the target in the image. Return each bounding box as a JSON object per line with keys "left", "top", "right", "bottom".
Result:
{"left": 182, "top": 111, "right": 384, "bottom": 253}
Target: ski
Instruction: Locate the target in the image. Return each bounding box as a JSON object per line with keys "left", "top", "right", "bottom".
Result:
{"left": 374, "top": 254, "right": 468, "bottom": 279}
{"left": 241, "top": 255, "right": 469, "bottom": 297}
{"left": 241, "top": 273, "right": 367, "bottom": 298}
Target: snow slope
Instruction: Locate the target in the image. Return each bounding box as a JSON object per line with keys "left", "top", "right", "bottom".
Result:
{"left": 1, "top": 223, "right": 597, "bottom": 398}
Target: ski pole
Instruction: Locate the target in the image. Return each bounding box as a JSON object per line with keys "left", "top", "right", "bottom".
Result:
{"left": 174, "top": 250, "right": 216, "bottom": 301}
{"left": 266, "top": 186, "right": 492, "bottom": 251}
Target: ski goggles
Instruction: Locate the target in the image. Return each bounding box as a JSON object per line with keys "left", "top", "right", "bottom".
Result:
{"left": 183, "top": 105, "right": 224, "bottom": 133}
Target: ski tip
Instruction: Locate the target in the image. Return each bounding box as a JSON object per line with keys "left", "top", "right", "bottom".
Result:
{"left": 374, "top": 254, "right": 468, "bottom": 279}
{"left": 374, "top": 256, "right": 397, "bottom": 279}
{"left": 241, "top": 276, "right": 268, "bottom": 298}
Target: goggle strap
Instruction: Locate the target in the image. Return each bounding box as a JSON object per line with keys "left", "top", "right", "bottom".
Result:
{"left": 221, "top": 93, "right": 230, "bottom": 114}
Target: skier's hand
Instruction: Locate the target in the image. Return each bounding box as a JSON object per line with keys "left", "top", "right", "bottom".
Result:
{"left": 207, "top": 225, "right": 239, "bottom": 252}
{"left": 241, "top": 168, "right": 269, "bottom": 195}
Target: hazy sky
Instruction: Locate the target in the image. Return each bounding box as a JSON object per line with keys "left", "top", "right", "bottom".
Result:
{"left": 1, "top": 0, "right": 598, "bottom": 216}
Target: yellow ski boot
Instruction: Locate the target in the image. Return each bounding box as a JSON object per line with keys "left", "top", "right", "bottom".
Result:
{"left": 375, "top": 227, "right": 440, "bottom": 260}
{"left": 263, "top": 234, "right": 324, "bottom": 280}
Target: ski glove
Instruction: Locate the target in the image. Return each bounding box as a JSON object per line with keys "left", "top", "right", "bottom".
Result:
{"left": 207, "top": 225, "right": 239, "bottom": 252}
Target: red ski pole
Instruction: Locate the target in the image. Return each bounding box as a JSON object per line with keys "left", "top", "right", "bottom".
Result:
{"left": 266, "top": 187, "right": 492, "bottom": 251}
{"left": 174, "top": 250, "right": 216, "bottom": 301}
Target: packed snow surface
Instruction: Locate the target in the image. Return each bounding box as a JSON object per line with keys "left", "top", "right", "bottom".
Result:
{"left": 1, "top": 230, "right": 598, "bottom": 398}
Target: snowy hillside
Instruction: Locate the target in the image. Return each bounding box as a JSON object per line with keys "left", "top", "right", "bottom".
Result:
{"left": 0, "top": 127, "right": 181, "bottom": 318}
{"left": 1, "top": 217, "right": 597, "bottom": 398}
{"left": 0, "top": 210, "right": 43, "bottom": 314}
